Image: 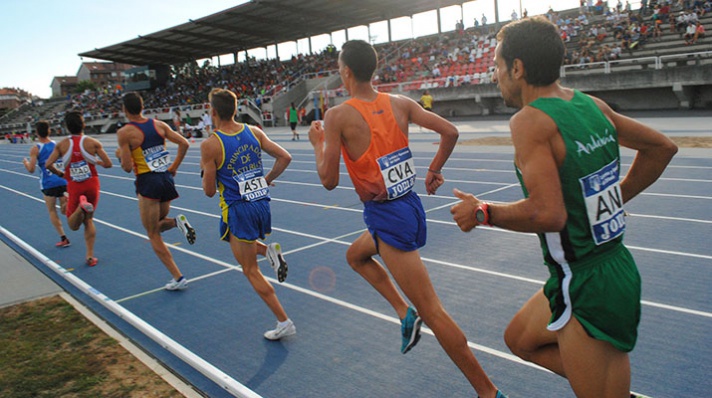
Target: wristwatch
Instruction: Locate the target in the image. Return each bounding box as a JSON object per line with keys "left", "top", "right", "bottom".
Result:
{"left": 474, "top": 203, "right": 492, "bottom": 226}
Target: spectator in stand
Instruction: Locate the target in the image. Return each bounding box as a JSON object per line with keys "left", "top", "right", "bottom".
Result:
{"left": 652, "top": 19, "right": 664, "bottom": 41}
{"left": 693, "top": 20, "right": 706, "bottom": 43}
{"left": 511, "top": 9, "right": 518, "bottom": 21}
{"left": 481, "top": 13, "right": 487, "bottom": 27}
{"left": 684, "top": 21, "right": 698, "bottom": 44}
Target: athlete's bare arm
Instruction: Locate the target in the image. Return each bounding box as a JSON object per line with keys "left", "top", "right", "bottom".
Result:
{"left": 115, "top": 125, "right": 137, "bottom": 173}
{"left": 89, "top": 138, "right": 113, "bottom": 169}
{"left": 23, "top": 145, "right": 39, "bottom": 173}
{"left": 309, "top": 106, "right": 346, "bottom": 190}
{"left": 45, "top": 139, "right": 68, "bottom": 176}
{"left": 156, "top": 120, "right": 189, "bottom": 176}
{"left": 199, "top": 136, "right": 220, "bottom": 198}
{"left": 591, "top": 96, "right": 678, "bottom": 203}
{"left": 395, "top": 94, "right": 458, "bottom": 195}
{"left": 452, "top": 107, "right": 567, "bottom": 233}
{"left": 253, "top": 127, "right": 291, "bottom": 185}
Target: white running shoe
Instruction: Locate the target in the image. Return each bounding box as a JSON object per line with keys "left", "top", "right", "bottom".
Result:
{"left": 175, "top": 214, "right": 196, "bottom": 244}
{"left": 165, "top": 277, "right": 188, "bottom": 291}
{"left": 266, "top": 242, "right": 288, "bottom": 283}
{"left": 264, "top": 319, "right": 296, "bottom": 340}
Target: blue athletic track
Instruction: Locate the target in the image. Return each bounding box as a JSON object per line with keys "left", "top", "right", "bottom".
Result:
{"left": 1, "top": 117, "right": 710, "bottom": 398}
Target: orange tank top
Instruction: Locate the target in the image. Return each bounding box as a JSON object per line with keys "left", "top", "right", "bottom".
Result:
{"left": 342, "top": 93, "right": 416, "bottom": 202}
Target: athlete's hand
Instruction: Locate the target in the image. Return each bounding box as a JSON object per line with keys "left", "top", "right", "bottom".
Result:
{"left": 308, "top": 121, "right": 324, "bottom": 147}
{"left": 425, "top": 170, "right": 444, "bottom": 195}
{"left": 450, "top": 188, "right": 480, "bottom": 232}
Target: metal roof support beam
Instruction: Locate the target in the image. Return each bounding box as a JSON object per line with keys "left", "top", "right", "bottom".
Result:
{"left": 172, "top": 28, "right": 245, "bottom": 47}
{"left": 139, "top": 35, "right": 223, "bottom": 53}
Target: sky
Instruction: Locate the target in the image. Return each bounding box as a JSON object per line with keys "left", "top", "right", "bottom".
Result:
{"left": 1, "top": 0, "right": 610, "bottom": 99}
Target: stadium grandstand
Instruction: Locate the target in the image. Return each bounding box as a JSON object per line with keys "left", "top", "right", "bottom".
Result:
{"left": 1, "top": 0, "right": 710, "bottom": 139}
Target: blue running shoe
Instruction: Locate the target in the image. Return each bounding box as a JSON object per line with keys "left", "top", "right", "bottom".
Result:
{"left": 479, "top": 391, "right": 508, "bottom": 398}
{"left": 401, "top": 306, "right": 422, "bottom": 354}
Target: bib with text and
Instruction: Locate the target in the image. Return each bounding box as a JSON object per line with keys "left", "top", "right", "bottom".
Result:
{"left": 579, "top": 159, "right": 625, "bottom": 245}
{"left": 377, "top": 147, "right": 416, "bottom": 200}
{"left": 235, "top": 169, "right": 269, "bottom": 201}
{"left": 143, "top": 145, "right": 170, "bottom": 173}
{"left": 69, "top": 160, "right": 91, "bottom": 182}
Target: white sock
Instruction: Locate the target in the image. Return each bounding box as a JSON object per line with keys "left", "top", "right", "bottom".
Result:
{"left": 278, "top": 319, "right": 291, "bottom": 328}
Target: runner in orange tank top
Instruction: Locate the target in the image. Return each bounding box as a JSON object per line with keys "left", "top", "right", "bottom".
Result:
{"left": 308, "top": 40, "right": 505, "bottom": 398}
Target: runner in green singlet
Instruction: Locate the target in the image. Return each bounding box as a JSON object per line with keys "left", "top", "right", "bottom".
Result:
{"left": 450, "top": 16, "right": 678, "bottom": 398}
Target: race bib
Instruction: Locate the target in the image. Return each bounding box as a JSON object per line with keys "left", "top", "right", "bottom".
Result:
{"left": 69, "top": 160, "right": 91, "bottom": 183}
{"left": 579, "top": 159, "right": 626, "bottom": 245}
{"left": 377, "top": 147, "right": 416, "bottom": 200}
{"left": 235, "top": 169, "right": 269, "bottom": 201}
{"left": 143, "top": 147, "right": 170, "bottom": 172}
{"left": 54, "top": 160, "right": 64, "bottom": 171}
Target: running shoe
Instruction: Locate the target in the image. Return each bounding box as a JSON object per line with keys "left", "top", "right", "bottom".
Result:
{"left": 86, "top": 257, "right": 98, "bottom": 267}
{"left": 401, "top": 306, "right": 423, "bottom": 354}
{"left": 165, "top": 277, "right": 188, "bottom": 291}
{"left": 79, "top": 195, "right": 94, "bottom": 213}
{"left": 175, "top": 214, "right": 196, "bottom": 244}
{"left": 263, "top": 319, "right": 296, "bottom": 340}
{"left": 266, "top": 242, "right": 288, "bottom": 283}
{"left": 55, "top": 238, "right": 71, "bottom": 248}
{"left": 479, "top": 391, "right": 508, "bottom": 398}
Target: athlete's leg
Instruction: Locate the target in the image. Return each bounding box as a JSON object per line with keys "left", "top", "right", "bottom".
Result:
{"left": 377, "top": 238, "right": 498, "bottom": 398}
{"left": 503, "top": 289, "right": 564, "bottom": 375}
{"left": 67, "top": 202, "right": 85, "bottom": 231}
{"left": 557, "top": 316, "right": 631, "bottom": 398}
{"left": 138, "top": 195, "right": 182, "bottom": 280}
{"left": 345, "top": 231, "right": 410, "bottom": 319}
{"left": 83, "top": 213, "right": 95, "bottom": 260}
{"left": 158, "top": 201, "right": 176, "bottom": 232}
{"left": 59, "top": 194, "right": 67, "bottom": 216}
{"left": 44, "top": 195, "right": 65, "bottom": 237}
{"left": 230, "top": 235, "right": 288, "bottom": 322}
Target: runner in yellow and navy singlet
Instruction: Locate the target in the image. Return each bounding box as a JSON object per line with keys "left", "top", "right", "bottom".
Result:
{"left": 116, "top": 92, "right": 194, "bottom": 291}
{"left": 129, "top": 118, "right": 180, "bottom": 202}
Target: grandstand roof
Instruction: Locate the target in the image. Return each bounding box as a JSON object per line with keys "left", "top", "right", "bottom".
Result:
{"left": 78, "top": 0, "right": 468, "bottom": 66}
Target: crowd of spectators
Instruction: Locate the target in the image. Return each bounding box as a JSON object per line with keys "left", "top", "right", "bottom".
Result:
{"left": 560, "top": 0, "right": 710, "bottom": 68}
{"left": 4, "top": 1, "right": 709, "bottom": 134}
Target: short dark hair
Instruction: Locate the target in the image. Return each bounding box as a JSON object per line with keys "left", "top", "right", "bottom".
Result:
{"left": 340, "top": 40, "right": 378, "bottom": 82}
{"left": 64, "top": 111, "right": 84, "bottom": 135}
{"left": 209, "top": 88, "right": 237, "bottom": 121}
{"left": 36, "top": 120, "right": 50, "bottom": 138}
{"left": 496, "top": 16, "right": 564, "bottom": 86}
{"left": 122, "top": 92, "right": 143, "bottom": 115}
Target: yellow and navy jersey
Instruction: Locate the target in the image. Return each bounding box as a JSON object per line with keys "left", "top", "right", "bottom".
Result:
{"left": 129, "top": 119, "right": 171, "bottom": 175}
{"left": 214, "top": 124, "right": 270, "bottom": 210}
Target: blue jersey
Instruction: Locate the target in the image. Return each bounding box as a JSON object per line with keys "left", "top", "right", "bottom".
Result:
{"left": 37, "top": 141, "right": 67, "bottom": 190}
{"left": 214, "top": 125, "right": 270, "bottom": 211}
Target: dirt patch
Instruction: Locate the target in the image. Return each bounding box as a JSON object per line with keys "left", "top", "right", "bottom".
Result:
{"left": 459, "top": 136, "right": 712, "bottom": 148}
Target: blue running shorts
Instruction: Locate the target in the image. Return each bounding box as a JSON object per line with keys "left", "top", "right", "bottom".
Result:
{"left": 220, "top": 199, "right": 271, "bottom": 242}
{"left": 363, "top": 190, "right": 427, "bottom": 252}
{"left": 135, "top": 172, "right": 179, "bottom": 202}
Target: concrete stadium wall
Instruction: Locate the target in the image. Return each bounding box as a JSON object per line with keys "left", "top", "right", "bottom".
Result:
{"left": 402, "top": 64, "right": 712, "bottom": 116}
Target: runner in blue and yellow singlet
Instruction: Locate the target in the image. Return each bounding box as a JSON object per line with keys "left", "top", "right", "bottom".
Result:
{"left": 200, "top": 88, "right": 295, "bottom": 341}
